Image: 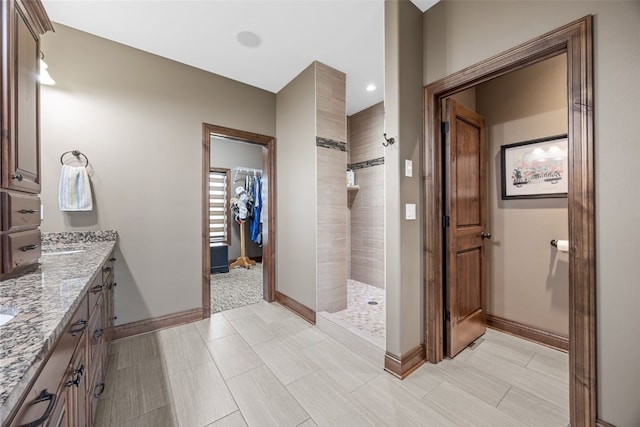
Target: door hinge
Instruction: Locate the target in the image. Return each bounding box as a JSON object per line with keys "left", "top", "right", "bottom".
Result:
{"left": 441, "top": 122, "right": 449, "bottom": 134}
{"left": 442, "top": 215, "right": 450, "bottom": 228}
{"left": 444, "top": 309, "right": 450, "bottom": 322}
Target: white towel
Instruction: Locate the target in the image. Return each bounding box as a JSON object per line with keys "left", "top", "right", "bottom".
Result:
{"left": 59, "top": 165, "right": 93, "bottom": 211}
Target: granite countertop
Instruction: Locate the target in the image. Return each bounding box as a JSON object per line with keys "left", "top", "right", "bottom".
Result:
{"left": 0, "top": 231, "right": 117, "bottom": 425}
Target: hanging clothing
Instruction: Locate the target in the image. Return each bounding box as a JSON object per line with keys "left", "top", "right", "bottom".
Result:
{"left": 250, "top": 176, "right": 262, "bottom": 244}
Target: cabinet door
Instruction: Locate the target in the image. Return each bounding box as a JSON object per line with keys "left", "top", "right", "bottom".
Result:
{"left": 64, "top": 337, "right": 87, "bottom": 427}
{"left": 48, "top": 388, "right": 68, "bottom": 427}
{"left": 1, "top": 0, "right": 41, "bottom": 193}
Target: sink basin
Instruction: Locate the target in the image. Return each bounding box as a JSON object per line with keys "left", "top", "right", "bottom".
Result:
{"left": 0, "top": 306, "right": 18, "bottom": 327}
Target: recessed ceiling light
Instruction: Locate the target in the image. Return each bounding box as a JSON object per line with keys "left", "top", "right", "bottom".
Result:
{"left": 366, "top": 84, "right": 376, "bottom": 92}
{"left": 237, "top": 31, "right": 262, "bottom": 48}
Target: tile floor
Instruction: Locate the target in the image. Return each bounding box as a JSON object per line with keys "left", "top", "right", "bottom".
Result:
{"left": 95, "top": 302, "right": 569, "bottom": 427}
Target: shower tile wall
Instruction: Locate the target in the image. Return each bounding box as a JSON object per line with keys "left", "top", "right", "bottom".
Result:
{"left": 348, "top": 102, "right": 385, "bottom": 289}
{"left": 315, "top": 62, "right": 348, "bottom": 312}
{"left": 317, "top": 145, "right": 347, "bottom": 312}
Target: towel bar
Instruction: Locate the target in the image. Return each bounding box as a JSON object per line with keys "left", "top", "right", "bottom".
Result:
{"left": 60, "top": 150, "right": 89, "bottom": 167}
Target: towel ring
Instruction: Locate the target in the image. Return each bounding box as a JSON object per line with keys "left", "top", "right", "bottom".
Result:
{"left": 60, "top": 150, "right": 89, "bottom": 167}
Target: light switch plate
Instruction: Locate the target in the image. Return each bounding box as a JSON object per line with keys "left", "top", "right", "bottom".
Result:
{"left": 405, "top": 159, "right": 413, "bottom": 177}
{"left": 406, "top": 203, "right": 416, "bottom": 220}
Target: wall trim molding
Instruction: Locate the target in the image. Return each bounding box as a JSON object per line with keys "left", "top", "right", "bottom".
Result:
{"left": 275, "top": 291, "right": 316, "bottom": 324}
{"left": 384, "top": 344, "right": 425, "bottom": 379}
{"left": 111, "top": 308, "right": 202, "bottom": 340}
{"left": 486, "top": 314, "right": 569, "bottom": 352}
{"left": 596, "top": 419, "right": 616, "bottom": 427}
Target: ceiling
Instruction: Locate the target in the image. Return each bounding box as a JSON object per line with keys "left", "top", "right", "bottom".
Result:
{"left": 42, "top": 0, "right": 437, "bottom": 116}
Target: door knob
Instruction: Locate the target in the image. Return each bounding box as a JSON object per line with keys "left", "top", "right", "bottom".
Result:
{"left": 481, "top": 232, "right": 492, "bottom": 239}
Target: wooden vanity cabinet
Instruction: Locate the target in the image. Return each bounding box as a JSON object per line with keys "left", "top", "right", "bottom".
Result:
{"left": 1, "top": 0, "right": 52, "bottom": 194}
{"left": 7, "top": 254, "right": 115, "bottom": 427}
{"left": 1, "top": 0, "right": 52, "bottom": 278}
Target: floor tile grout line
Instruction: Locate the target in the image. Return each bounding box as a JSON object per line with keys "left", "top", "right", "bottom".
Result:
{"left": 495, "top": 384, "right": 513, "bottom": 408}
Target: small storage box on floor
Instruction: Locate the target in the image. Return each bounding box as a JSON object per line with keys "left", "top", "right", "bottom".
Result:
{"left": 210, "top": 244, "right": 229, "bottom": 274}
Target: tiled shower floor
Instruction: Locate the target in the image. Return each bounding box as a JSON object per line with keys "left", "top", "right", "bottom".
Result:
{"left": 333, "top": 279, "right": 385, "bottom": 340}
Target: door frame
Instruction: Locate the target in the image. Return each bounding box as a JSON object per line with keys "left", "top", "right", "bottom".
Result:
{"left": 423, "top": 16, "right": 595, "bottom": 425}
{"left": 202, "top": 123, "right": 277, "bottom": 318}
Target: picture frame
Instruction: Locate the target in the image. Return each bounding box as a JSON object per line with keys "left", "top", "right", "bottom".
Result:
{"left": 501, "top": 134, "right": 568, "bottom": 199}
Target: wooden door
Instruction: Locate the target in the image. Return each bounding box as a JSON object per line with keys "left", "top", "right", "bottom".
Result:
{"left": 444, "top": 99, "right": 488, "bottom": 358}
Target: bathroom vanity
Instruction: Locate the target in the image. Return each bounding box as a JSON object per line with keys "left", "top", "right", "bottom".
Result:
{"left": 0, "top": 231, "right": 116, "bottom": 427}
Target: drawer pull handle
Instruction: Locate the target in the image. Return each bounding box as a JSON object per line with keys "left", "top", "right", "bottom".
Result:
{"left": 90, "top": 284, "right": 103, "bottom": 294}
{"left": 69, "top": 319, "right": 87, "bottom": 336}
{"left": 66, "top": 364, "right": 85, "bottom": 387}
{"left": 102, "top": 266, "right": 112, "bottom": 272}
{"left": 20, "top": 244, "right": 39, "bottom": 252}
{"left": 11, "top": 173, "right": 23, "bottom": 181}
{"left": 18, "top": 209, "right": 38, "bottom": 214}
{"left": 74, "top": 364, "right": 85, "bottom": 376}
{"left": 94, "top": 382, "right": 106, "bottom": 398}
{"left": 109, "top": 257, "right": 116, "bottom": 262}
{"left": 22, "top": 389, "right": 57, "bottom": 427}
{"left": 66, "top": 374, "right": 81, "bottom": 388}
{"left": 93, "top": 328, "right": 104, "bottom": 340}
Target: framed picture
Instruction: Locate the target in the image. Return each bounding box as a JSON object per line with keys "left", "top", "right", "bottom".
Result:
{"left": 501, "top": 134, "right": 568, "bottom": 199}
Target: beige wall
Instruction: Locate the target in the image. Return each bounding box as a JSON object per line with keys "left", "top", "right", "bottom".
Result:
{"left": 384, "top": 0, "right": 424, "bottom": 357}
{"left": 476, "top": 54, "right": 569, "bottom": 336}
{"left": 448, "top": 87, "right": 476, "bottom": 111}
{"left": 275, "top": 63, "right": 317, "bottom": 310}
{"left": 40, "top": 24, "right": 276, "bottom": 325}
{"left": 210, "top": 137, "right": 264, "bottom": 260}
{"left": 424, "top": 2, "right": 640, "bottom": 425}
{"left": 348, "top": 102, "right": 385, "bottom": 289}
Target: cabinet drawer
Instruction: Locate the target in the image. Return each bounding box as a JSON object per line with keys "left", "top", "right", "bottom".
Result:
{"left": 8, "top": 295, "right": 88, "bottom": 427}
{"left": 3, "top": 229, "right": 41, "bottom": 272}
{"left": 0, "top": 191, "right": 40, "bottom": 232}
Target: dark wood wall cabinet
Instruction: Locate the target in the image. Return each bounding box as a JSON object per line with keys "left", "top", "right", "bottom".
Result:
{"left": 1, "top": 0, "right": 53, "bottom": 278}
{"left": 7, "top": 254, "right": 116, "bottom": 427}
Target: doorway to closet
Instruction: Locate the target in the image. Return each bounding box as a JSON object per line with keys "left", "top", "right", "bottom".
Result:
{"left": 201, "top": 124, "right": 276, "bottom": 318}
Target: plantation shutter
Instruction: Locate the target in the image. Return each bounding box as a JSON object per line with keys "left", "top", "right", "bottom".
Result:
{"left": 210, "top": 168, "right": 231, "bottom": 245}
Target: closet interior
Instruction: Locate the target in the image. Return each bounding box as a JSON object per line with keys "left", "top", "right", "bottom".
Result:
{"left": 209, "top": 136, "right": 265, "bottom": 313}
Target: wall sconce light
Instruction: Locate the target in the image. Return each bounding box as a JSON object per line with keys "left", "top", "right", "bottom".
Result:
{"left": 40, "top": 53, "right": 55, "bottom": 85}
